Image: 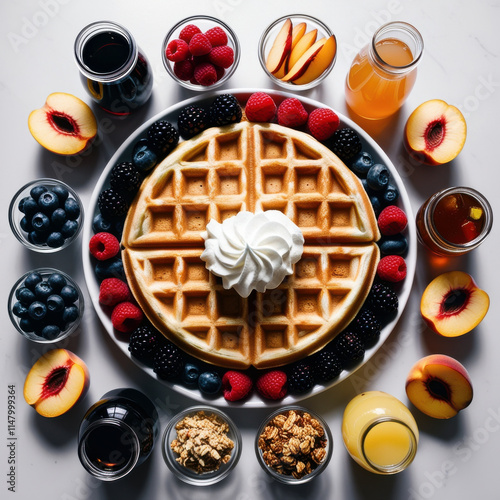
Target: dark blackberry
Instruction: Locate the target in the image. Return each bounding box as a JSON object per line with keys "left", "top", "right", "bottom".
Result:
{"left": 177, "top": 105, "right": 209, "bottom": 139}
{"left": 312, "top": 350, "right": 343, "bottom": 383}
{"left": 128, "top": 324, "right": 160, "bottom": 364}
{"left": 208, "top": 94, "right": 242, "bottom": 127}
{"left": 109, "top": 162, "right": 142, "bottom": 200}
{"left": 334, "top": 331, "right": 365, "bottom": 364}
{"left": 97, "top": 188, "right": 129, "bottom": 220}
{"left": 147, "top": 120, "right": 179, "bottom": 157}
{"left": 153, "top": 342, "right": 184, "bottom": 380}
{"left": 287, "top": 361, "right": 315, "bottom": 394}
{"left": 351, "top": 308, "right": 382, "bottom": 345}
{"left": 329, "top": 127, "right": 362, "bottom": 163}
{"left": 367, "top": 282, "right": 399, "bottom": 319}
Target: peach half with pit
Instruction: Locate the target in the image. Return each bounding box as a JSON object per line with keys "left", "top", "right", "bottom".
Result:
{"left": 406, "top": 354, "right": 473, "bottom": 419}
{"left": 23, "top": 348, "right": 90, "bottom": 418}
{"left": 28, "top": 92, "right": 97, "bottom": 155}
{"left": 420, "top": 271, "right": 489, "bottom": 337}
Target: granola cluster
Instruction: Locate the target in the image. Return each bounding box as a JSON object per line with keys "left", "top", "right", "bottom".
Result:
{"left": 258, "top": 409, "right": 328, "bottom": 479}
{"left": 170, "top": 411, "right": 234, "bottom": 473}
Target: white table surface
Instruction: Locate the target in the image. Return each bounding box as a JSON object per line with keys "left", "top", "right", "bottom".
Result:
{"left": 1, "top": 1, "right": 499, "bottom": 499}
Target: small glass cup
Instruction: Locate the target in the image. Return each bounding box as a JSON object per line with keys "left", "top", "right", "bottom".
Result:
{"left": 416, "top": 186, "right": 493, "bottom": 256}
{"left": 162, "top": 15, "right": 240, "bottom": 91}
{"left": 74, "top": 21, "right": 153, "bottom": 114}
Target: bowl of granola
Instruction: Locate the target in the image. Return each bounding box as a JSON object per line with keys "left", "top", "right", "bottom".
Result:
{"left": 162, "top": 406, "right": 242, "bottom": 485}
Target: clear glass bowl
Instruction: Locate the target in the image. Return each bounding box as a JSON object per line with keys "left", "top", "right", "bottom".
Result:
{"left": 162, "top": 405, "right": 242, "bottom": 485}
{"left": 9, "top": 178, "right": 84, "bottom": 253}
{"left": 258, "top": 14, "right": 336, "bottom": 91}
{"left": 162, "top": 15, "right": 240, "bottom": 91}
{"left": 255, "top": 405, "right": 333, "bottom": 484}
{"left": 8, "top": 267, "right": 85, "bottom": 343}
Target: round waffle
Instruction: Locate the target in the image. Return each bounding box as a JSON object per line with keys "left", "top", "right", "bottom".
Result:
{"left": 122, "top": 121, "right": 380, "bottom": 369}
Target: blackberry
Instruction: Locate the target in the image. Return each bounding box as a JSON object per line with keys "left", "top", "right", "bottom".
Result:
{"left": 312, "top": 350, "right": 343, "bottom": 383}
{"left": 351, "top": 308, "right": 381, "bottom": 345}
{"left": 177, "top": 105, "right": 208, "bottom": 139}
{"left": 287, "top": 361, "right": 315, "bottom": 394}
{"left": 110, "top": 162, "right": 142, "bottom": 200}
{"left": 128, "top": 324, "right": 160, "bottom": 364}
{"left": 153, "top": 342, "right": 184, "bottom": 380}
{"left": 367, "top": 282, "right": 399, "bottom": 318}
{"left": 208, "top": 94, "right": 242, "bottom": 127}
{"left": 97, "top": 188, "right": 129, "bottom": 220}
{"left": 334, "top": 331, "right": 365, "bottom": 364}
{"left": 147, "top": 120, "right": 179, "bottom": 157}
{"left": 329, "top": 127, "right": 362, "bottom": 163}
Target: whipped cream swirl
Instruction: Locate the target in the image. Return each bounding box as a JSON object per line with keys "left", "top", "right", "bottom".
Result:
{"left": 200, "top": 211, "right": 304, "bottom": 298}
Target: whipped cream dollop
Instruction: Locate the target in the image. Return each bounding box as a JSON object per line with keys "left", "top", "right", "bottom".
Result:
{"left": 200, "top": 211, "right": 304, "bottom": 298}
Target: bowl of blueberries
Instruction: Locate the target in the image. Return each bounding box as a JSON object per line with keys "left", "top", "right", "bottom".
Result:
{"left": 9, "top": 178, "right": 84, "bottom": 253}
{"left": 9, "top": 268, "right": 84, "bottom": 343}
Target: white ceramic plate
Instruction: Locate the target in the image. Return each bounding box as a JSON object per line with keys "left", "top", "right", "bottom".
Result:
{"left": 82, "top": 89, "right": 417, "bottom": 407}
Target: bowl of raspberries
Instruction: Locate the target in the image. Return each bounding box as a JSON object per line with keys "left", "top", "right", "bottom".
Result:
{"left": 162, "top": 15, "right": 240, "bottom": 90}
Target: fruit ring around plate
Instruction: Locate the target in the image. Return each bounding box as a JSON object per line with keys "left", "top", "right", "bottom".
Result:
{"left": 83, "top": 89, "right": 416, "bottom": 407}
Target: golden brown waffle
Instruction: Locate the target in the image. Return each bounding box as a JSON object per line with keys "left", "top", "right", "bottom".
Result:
{"left": 122, "top": 122, "right": 380, "bottom": 369}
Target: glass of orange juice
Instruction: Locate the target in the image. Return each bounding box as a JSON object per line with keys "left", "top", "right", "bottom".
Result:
{"left": 345, "top": 22, "right": 424, "bottom": 120}
{"left": 342, "top": 391, "right": 419, "bottom": 474}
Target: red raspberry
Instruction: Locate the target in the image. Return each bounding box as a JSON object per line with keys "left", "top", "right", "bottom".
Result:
{"left": 378, "top": 205, "right": 408, "bottom": 236}
{"left": 256, "top": 370, "right": 288, "bottom": 400}
{"left": 307, "top": 108, "right": 340, "bottom": 141}
{"left": 173, "top": 59, "right": 194, "bottom": 80}
{"left": 377, "top": 255, "right": 407, "bottom": 282}
{"left": 215, "top": 65, "right": 225, "bottom": 81}
{"left": 89, "top": 232, "right": 120, "bottom": 261}
{"left": 222, "top": 371, "right": 253, "bottom": 401}
{"left": 189, "top": 33, "right": 212, "bottom": 57}
{"left": 179, "top": 24, "right": 201, "bottom": 43}
{"left": 111, "top": 301, "right": 143, "bottom": 333}
{"left": 99, "top": 278, "right": 131, "bottom": 307}
{"left": 194, "top": 62, "right": 217, "bottom": 86}
{"left": 208, "top": 45, "right": 234, "bottom": 69}
{"left": 277, "top": 98, "right": 308, "bottom": 128}
{"left": 165, "top": 38, "right": 189, "bottom": 62}
{"left": 245, "top": 92, "right": 277, "bottom": 122}
{"left": 205, "top": 26, "right": 228, "bottom": 47}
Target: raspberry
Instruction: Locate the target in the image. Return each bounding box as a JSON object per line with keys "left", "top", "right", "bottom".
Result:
{"left": 111, "top": 301, "right": 143, "bottom": 333}
{"left": 189, "top": 33, "right": 212, "bottom": 56}
{"left": 89, "top": 232, "right": 120, "bottom": 261}
{"left": 277, "top": 98, "right": 308, "bottom": 128}
{"left": 193, "top": 62, "right": 217, "bottom": 86}
{"left": 179, "top": 24, "right": 201, "bottom": 43}
{"left": 307, "top": 108, "right": 340, "bottom": 141}
{"left": 377, "top": 255, "right": 407, "bottom": 282}
{"left": 377, "top": 205, "right": 408, "bottom": 236}
{"left": 173, "top": 59, "right": 194, "bottom": 81}
{"left": 98, "top": 277, "right": 131, "bottom": 307}
{"left": 166, "top": 38, "right": 189, "bottom": 62}
{"left": 215, "top": 65, "right": 225, "bottom": 81}
{"left": 245, "top": 92, "right": 277, "bottom": 122}
{"left": 222, "top": 370, "right": 253, "bottom": 401}
{"left": 256, "top": 370, "right": 287, "bottom": 400}
{"left": 208, "top": 45, "right": 234, "bottom": 69}
{"left": 205, "top": 26, "right": 228, "bottom": 47}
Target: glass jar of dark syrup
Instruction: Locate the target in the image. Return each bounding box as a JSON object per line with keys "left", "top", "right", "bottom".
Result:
{"left": 74, "top": 21, "right": 153, "bottom": 115}
{"left": 78, "top": 388, "right": 159, "bottom": 481}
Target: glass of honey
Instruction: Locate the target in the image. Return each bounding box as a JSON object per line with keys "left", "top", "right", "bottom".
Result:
{"left": 416, "top": 186, "right": 493, "bottom": 256}
{"left": 345, "top": 21, "right": 423, "bottom": 120}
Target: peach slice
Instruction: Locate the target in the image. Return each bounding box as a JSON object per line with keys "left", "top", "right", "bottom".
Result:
{"left": 404, "top": 99, "right": 467, "bottom": 165}
{"left": 266, "top": 18, "right": 293, "bottom": 74}
{"left": 23, "top": 348, "right": 90, "bottom": 418}
{"left": 291, "top": 22, "right": 307, "bottom": 50}
{"left": 28, "top": 92, "right": 97, "bottom": 155}
{"left": 406, "top": 354, "right": 473, "bottom": 419}
{"left": 288, "top": 29, "right": 317, "bottom": 70}
{"left": 420, "top": 271, "right": 489, "bottom": 337}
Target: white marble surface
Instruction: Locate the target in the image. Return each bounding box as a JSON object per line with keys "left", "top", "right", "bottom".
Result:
{"left": 1, "top": 0, "right": 499, "bottom": 499}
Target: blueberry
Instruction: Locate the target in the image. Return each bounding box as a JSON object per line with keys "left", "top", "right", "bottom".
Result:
{"left": 181, "top": 362, "right": 201, "bottom": 387}
{"left": 34, "top": 281, "right": 53, "bottom": 301}
{"left": 30, "top": 185, "right": 47, "bottom": 202}
{"left": 381, "top": 183, "right": 399, "bottom": 206}
{"left": 20, "top": 216, "right": 33, "bottom": 233}
{"left": 47, "top": 273, "right": 67, "bottom": 292}
{"left": 60, "top": 285, "right": 79, "bottom": 305}
{"left": 28, "top": 230, "right": 49, "bottom": 245}
{"left": 64, "top": 198, "right": 81, "bottom": 220}
{"left": 31, "top": 212, "right": 50, "bottom": 232}
{"left": 38, "top": 191, "right": 60, "bottom": 213}
{"left": 92, "top": 213, "right": 113, "bottom": 233}
{"left": 366, "top": 164, "right": 390, "bottom": 191}
{"left": 12, "top": 302, "right": 29, "bottom": 318}
{"left": 51, "top": 208, "right": 67, "bottom": 229}
{"left": 379, "top": 234, "right": 408, "bottom": 256}
{"left": 351, "top": 151, "right": 374, "bottom": 178}
{"left": 24, "top": 272, "right": 43, "bottom": 290}
{"left": 19, "top": 317, "right": 35, "bottom": 333}
{"left": 198, "top": 371, "right": 222, "bottom": 395}
{"left": 369, "top": 194, "right": 383, "bottom": 216}
{"left": 20, "top": 197, "right": 39, "bottom": 218}
{"left": 41, "top": 324, "right": 61, "bottom": 340}
{"left": 113, "top": 219, "right": 125, "bottom": 240}
{"left": 15, "top": 287, "right": 36, "bottom": 305}
{"left": 46, "top": 294, "right": 65, "bottom": 313}
{"left": 47, "top": 232, "right": 65, "bottom": 248}
{"left": 28, "top": 301, "right": 47, "bottom": 321}
{"left": 61, "top": 219, "right": 79, "bottom": 238}
{"left": 132, "top": 138, "right": 158, "bottom": 173}
{"left": 62, "top": 305, "right": 79, "bottom": 323}
{"left": 51, "top": 185, "right": 69, "bottom": 203}
{"left": 95, "top": 257, "right": 125, "bottom": 281}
